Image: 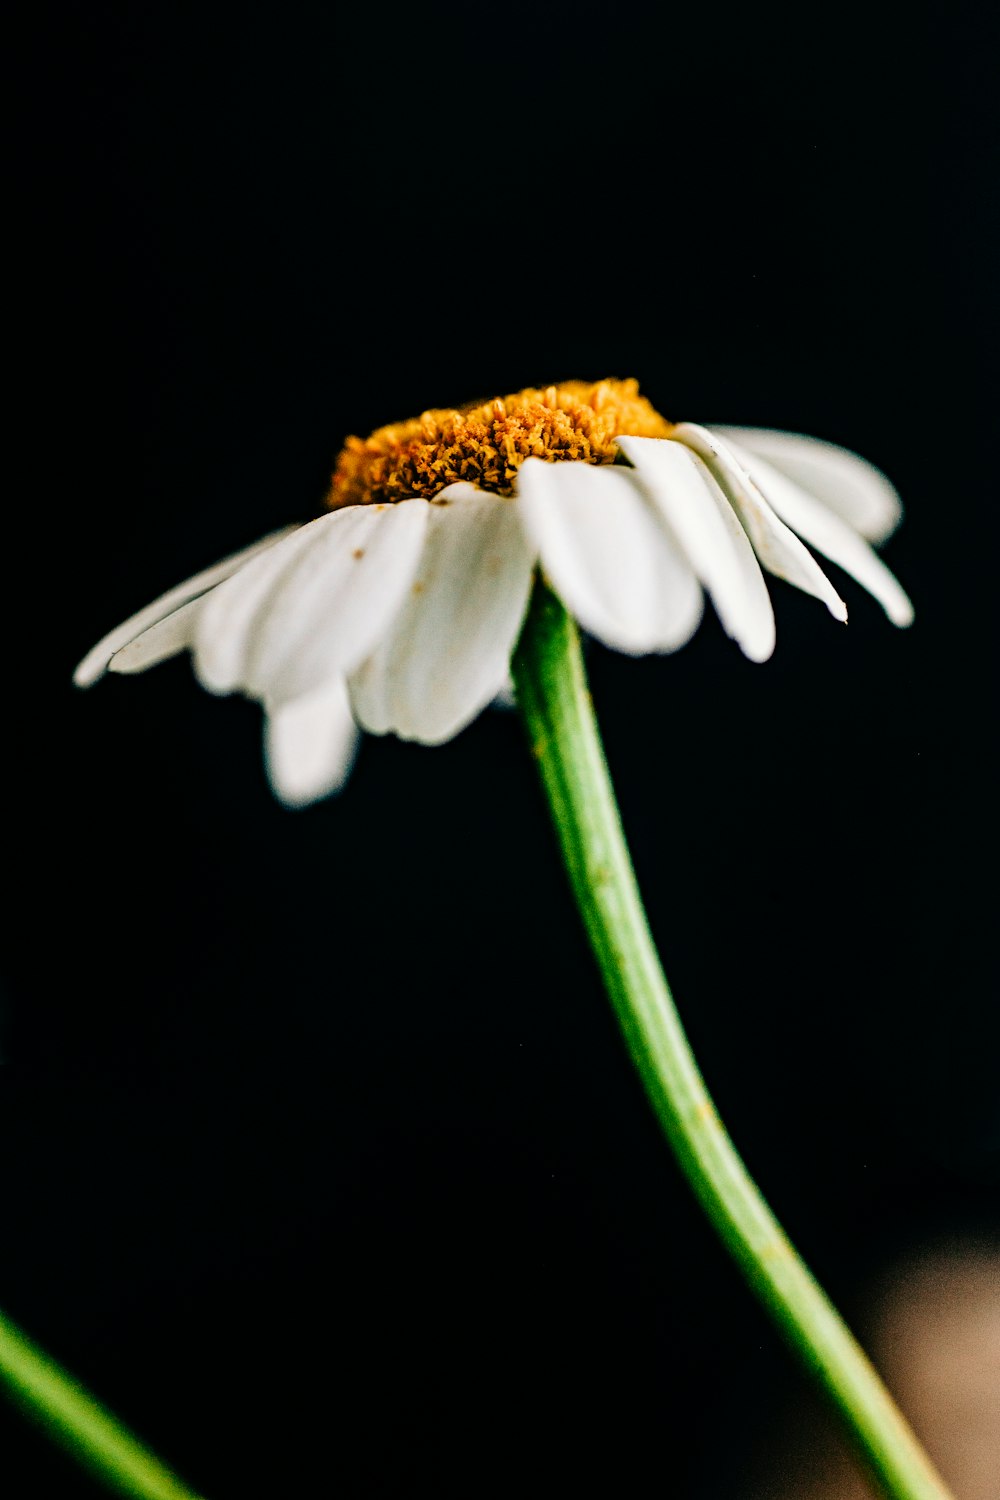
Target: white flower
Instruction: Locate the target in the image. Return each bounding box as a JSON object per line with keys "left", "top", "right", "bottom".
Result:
{"left": 74, "top": 380, "right": 913, "bottom": 807}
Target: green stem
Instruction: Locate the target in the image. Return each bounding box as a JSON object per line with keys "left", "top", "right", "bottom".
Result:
{"left": 510, "top": 577, "right": 952, "bottom": 1500}
{"left": 0, "top": 1309, "right": 206, "bottom": 1499}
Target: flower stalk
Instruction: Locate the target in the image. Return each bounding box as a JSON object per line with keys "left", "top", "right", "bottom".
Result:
{"left": 0, "top": 1308, "right": 205, "bottom": 1500}
{"left": 510, "top": 576, "right": 952, "bottom": 1500}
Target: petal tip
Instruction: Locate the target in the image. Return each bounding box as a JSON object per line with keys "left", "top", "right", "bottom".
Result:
{"left": 740, "top": 634, "right": 777, "bottom": 664}
{"left": 72, "top": 659, "right": 101, "bottom": 689}
{"left": 269, "top": 778, "right": 346, "bottom": 810}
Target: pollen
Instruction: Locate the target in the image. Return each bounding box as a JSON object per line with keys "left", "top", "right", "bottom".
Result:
{"left": 327, "top": 378, "right": 673, "bottom": 509}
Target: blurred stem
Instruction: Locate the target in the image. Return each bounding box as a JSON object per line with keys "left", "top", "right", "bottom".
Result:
{"left": 510, "top": 576, "right": 953, "bottom": 1500}
{"left": 0, "top": 1309, "right": 206, "bottom": 1500}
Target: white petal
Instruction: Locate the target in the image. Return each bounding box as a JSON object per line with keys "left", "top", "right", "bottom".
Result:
{"left": 193, "top": 504, "right": 427, "bottom": 698}
{"left": 348, "top": 490, "right": 534, "bottom": 744}
{"left": 195, "top": 519, "right": 339, "bottom": 694}
{"left": 73, "top": 527, "right": 298, "bottom": 688}
{"left": 720, "top": 439, "right": 914, "bottom": 627}
{"left": 713, "top": 427, "right": 903, "bottom": 543}
{"left": 108, "top": 596, "right": 203, "bottom": 675}
{"left": 264, "top": 678, "right": 360, "bottom": 807}
{"left": 514, "top": 457, "right": 703, "bottom": 655}
{"left": 241, "top": 499, "right": 430, "bottom": 705}
{"left": 670, "top": 424, "right": 849, "bottom": 622}
{"left": 491, "top": 676, "right": 516, "bottom": 710}
{"left": 615, "top": 435, "right": 775, "bottom": 662}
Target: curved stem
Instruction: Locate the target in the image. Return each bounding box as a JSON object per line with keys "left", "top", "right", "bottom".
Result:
{"left": 0, "top": 1308, "right": 206, "bottom": 1499}
{"left": 510, "top": 577, "right": 952, "bottom": 1500}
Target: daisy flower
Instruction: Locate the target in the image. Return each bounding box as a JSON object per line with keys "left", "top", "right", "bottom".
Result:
{"left": 65, "top": 378, "right": 949, "bottom": 1500}
{"left": 74, "top": 378, "right": 913, "bottom": 806}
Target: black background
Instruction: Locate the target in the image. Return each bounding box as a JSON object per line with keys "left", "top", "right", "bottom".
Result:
{"left": 6, "top": 4, "right": 997, "bottom": 1497}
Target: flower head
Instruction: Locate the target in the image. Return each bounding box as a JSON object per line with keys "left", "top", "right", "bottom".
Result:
{"left": 74, "top": 378, "right": 913, "bottom": 806}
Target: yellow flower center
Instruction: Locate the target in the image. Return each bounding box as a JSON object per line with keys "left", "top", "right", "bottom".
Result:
{"left": 327, "top": 378, "right": 673, "bottom": 509}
